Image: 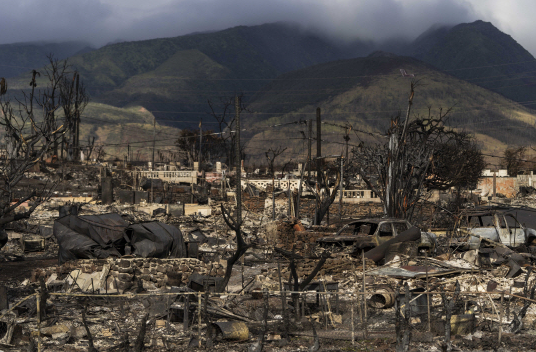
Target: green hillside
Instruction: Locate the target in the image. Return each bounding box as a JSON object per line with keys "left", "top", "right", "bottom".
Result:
{"left": 405, "top": 20, "right": 536, "bottom": 106}
{"left": 79, "top": 103, "right": 180, "bottom": 161}
{"left": 0, "top": 41, "right": 93, "bottom": 78}
{"left": 241, "top": 53, "right": 536, "bottom": 165}
{"left": 64, "top": 23, "right": 373, "bottom": 129}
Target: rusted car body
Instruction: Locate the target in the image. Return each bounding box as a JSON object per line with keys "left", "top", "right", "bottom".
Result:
{"left": 316, "top": 218, "right": 436, "bottom": 255}
{"left": 453, "top": 210, "right": 536, "bottom": 249}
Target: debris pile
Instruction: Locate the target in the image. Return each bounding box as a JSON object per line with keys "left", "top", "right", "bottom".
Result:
{"left": 6, "top": 163, "right": 536, "bottom": 351}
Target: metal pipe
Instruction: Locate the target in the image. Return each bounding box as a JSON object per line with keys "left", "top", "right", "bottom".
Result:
{"left": 198, "top": 292, "right": 202, "bottom": 348}
{"left": 37, "top": 292, "right": 42, "bottom": 352}
{"left": 362, "top": 250, "right": 367, "bottom": 338}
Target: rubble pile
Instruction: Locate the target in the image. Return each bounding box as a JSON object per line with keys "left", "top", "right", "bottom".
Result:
{"left": 272, "top": 253, "right": 376, "bottom": 281}
{"left": 270, "top": 219, "right": 335, "bottom": 252}
{"left": 8, "top": 162, "right": 536, "bottom": 350}
{"left": 242, "top": 193, "right": 266, "bottom": 213}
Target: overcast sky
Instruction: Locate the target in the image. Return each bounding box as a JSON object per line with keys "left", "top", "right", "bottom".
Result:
{"left": 1, "top": 0, "right": 535, "bottom": 55}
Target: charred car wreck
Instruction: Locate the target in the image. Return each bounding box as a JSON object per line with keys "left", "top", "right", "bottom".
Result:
{"left": 451, "top": 209, "right": 536, "bottom": 250}
{"left": 316, "top": 218, "right": 437, "bottom": 262}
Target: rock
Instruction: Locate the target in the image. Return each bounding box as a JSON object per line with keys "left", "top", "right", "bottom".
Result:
{"left": 117, "top": 273, "right": 133, "bottom": 281}
{"left": 41, "top": 324, "right": 70, "bottom": 336}
{"left": 142, "top": 280, "right": 157, "bottom": 290}
{"left": 118, "top": 260, "right": 130, "bottom": 268}
{"left": 115, "top": 280, "right": 132, "bottom": 292}
{"left": 166, "top": 271, "right": 182, "bottom": 286}
{"left": 52, "top": 332, "right": 70, "bottom": 340}
{"left": 70, "top": 326, "right": 87, "bottom": 339}
{"left": 118, "top": 266, "right": 134, "bottom": 274}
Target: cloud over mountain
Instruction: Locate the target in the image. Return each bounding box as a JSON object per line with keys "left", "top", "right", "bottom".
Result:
{"left": 0, "top": 0, "right": 476, "bottom": 46}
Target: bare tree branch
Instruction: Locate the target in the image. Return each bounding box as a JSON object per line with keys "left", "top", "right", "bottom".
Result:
{"left": 0, "top": 55, "right": 88, "bottom": 249}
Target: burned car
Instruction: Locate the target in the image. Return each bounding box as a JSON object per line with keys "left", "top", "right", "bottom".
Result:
{"left": 316, "top": 218, "right": 437, "bottom": 256}
{"left": 452, "top": 209, "right": 536, "bottom": 250}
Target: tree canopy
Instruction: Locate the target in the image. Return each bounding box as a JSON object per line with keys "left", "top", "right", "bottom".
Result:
{"left": 176, "top": 129, "right": 225, "bottom": 166}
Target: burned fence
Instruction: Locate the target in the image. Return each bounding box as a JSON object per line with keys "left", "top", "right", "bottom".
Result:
{"left": 2, "top": 284, "right": 536, "bottom": 351}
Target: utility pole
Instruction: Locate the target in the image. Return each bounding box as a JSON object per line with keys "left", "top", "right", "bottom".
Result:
{"left": 339, "top": 156, "right": 344, "bottom": 221}
{"left": 199, "top": 119, "right": 202, "bottom": 165}
{"left": 151, "top": 117, "right": 156, "bottom": 203}
{"left": 344, "top": 126, "right": 350, "bottom": 162}
{"left": 308, "top": 119, "right": 312, "bottom": 182}
{"left": 51, "top": 81, "right": 57, "bottom": 157}
{"left": 316, "top": 108, "right": 321, "bottom": 185}
{"left": 235, "top": 95, "right": 242, "bottom": 227}
{"left": 75, "top": 73, "right": 80, "bottom": 161}
{"left": 272, "top": 176, "right": 276, "bottom": 221}
{"left": 152, "top": 116, "right": 156, "bottom": 170}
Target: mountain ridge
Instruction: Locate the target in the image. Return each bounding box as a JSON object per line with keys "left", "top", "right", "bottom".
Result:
{"left": 3, "top": 19, "right": 536, "bottom": 164}
{"left": 404, "top": 20, "right": 536, "bottom": 105}
{"left": 241, "top": 53, "right": 536, "bottom": 164}
{"left": 0, "top": 40, "right": 95, "bottom": 78}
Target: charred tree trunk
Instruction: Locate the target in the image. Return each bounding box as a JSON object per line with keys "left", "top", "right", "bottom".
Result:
{"left": 313, "top": 170, "right": 341, "bottom": 225}
{"left": 440, "top": 281, "right": 460, "bottom": 352}
{"left": 134, "top": 313, "right": 150, "bottom": 352}
{"left": 82, "top": 305, "right": 98, "bottom": 352}
{"left": 216, "top": 96, "right": 251, "bottom": 292}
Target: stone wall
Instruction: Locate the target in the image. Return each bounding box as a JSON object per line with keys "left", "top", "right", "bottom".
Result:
{"left": 34, "top": 257, "right": 225, "bottom": 293}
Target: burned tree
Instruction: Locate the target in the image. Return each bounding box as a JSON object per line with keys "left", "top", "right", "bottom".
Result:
{"left": 305, "top": 159, "right": 341, "bottom": 225}
{"left": 275, "top": 247, "right": 330, "bottom": 317}
{"left": 207, "top": 95, "right": 248, "bottom": 167}
{"left": 0, "top": 57, "right": 87, "bottom": 249}
{"left": 349, "top": 82, "right": 484, "bottom": 219}
{"left": 59, "top": 67, "right": 88, "bottom": 161}
{"left": 503, "top": 146, "right": 528, "bottom": 176}
{"left": 426, "top": 133, "right": 485, "bottom": 191}
{"left": 265, "top": 146, "right": 287, "bottom": 176}
{"left": 176, "top": 128, "right": 225, "bottom": 166}
{"left": 217, "top": 96, "right": 252, "bottom": 292}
